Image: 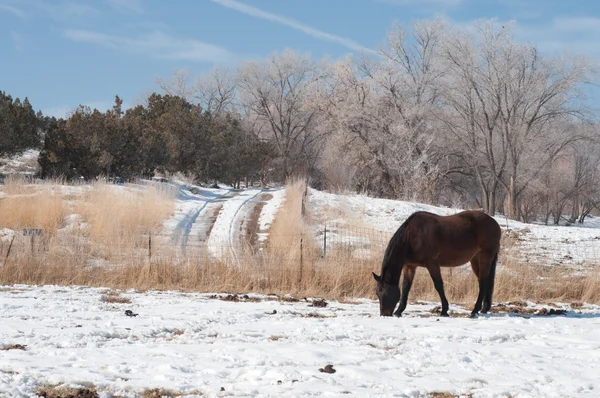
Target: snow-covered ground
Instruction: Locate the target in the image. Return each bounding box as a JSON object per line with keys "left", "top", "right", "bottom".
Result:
{"left": 1, "top": 285, "right": 599, "bottom": 398}
{"left": 0, "top": 149, "right": 40, "bottom": 176}
{"left": 206, "top": 188, "right": 263, "bottom": 260}
{"left": 161, "top": 182, "right": 232, "bottom": 253}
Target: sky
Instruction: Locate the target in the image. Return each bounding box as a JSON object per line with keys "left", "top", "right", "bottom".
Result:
{"left": 1, "top": 0, "right": 600, "bottom": 118}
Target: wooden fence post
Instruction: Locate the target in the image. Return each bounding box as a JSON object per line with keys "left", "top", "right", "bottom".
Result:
{"left": 323, "top": 223, "right": 327, "bottom": 257}
{"left": 299, "top": 235, "right": 303, "bottom": 284}
{"left": 3, "top": 236, "right": 15, "bottom": 267}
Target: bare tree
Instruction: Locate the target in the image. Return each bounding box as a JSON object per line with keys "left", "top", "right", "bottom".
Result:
{"left": 439, "top": 20, "right": 596, "bottom": 216}
{"left": 194, "top": 67, "right": 237, "bottom": 117}
{"left": 313, "top": 20, "right": 447, "bottom": 200}
{"left": 236, "top": 50, "right": 325, "bottom": 179}
{"left": 155, "top": 68, "right": 195, "bottom": 100}
{"left": 568, "top": 129, "right": 600, "bottom": 223}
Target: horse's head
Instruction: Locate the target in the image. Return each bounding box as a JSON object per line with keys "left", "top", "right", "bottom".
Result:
{"left": 372, "top": 272, "right": 400, "bottom": 316}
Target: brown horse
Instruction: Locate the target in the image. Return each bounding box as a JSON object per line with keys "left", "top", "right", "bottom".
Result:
{"left": 372, "top": 210, "right": 501, "bottom": 318}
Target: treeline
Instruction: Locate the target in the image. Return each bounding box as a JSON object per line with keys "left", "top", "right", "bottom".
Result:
{"left": 16, "top": 94, "right": 272, "bottom": 187}
{"left": 152, "top": 20, "right": 600, "bottom": 224}
{"left": 2, "top": 17, "right": 600, "bottom": 225}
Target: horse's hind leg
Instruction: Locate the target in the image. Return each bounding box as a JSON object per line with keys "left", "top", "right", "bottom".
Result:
{"left": 470, "top": 255, "right": 489, "bottom": 312}
{"left": 482, "top": 250, "right": 498, "bottom": 313}
{"left": 426, "top": 263, "right": 449, "bottom": 317}
{"left": 471, "top": 250, "right": 495, "bottom": 317}
{"left": 470, "top": 256, "right": 480, "bottom": 279}
{"left": 393, "top": 266, "right": 415, "bottom": 317}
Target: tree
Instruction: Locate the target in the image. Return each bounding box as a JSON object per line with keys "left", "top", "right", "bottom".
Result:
{"left": 194, "top": 67, "right": 237, "bottom": 117}
{"left": 439, "top": 21, "right": 595, "bottom": 216}
{"left": 0, "top": 91, "right": 42, "bottom": 157}
{"left": 313, "top": 20, "right": 446, "bottom": 200}
{"left": 236, "top": 50, "right": 325, "bottom": 179}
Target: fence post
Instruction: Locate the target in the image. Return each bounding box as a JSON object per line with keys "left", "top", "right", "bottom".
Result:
{"left": 323, "top": 223, "right": 327, "bottom": 257}
{"left": 3, "top": 236, "right": 15, "bottom": 267}
{"left": 148, "top": 233, "right": 152, "bottom": 261}
{"left": 299, "top": 235, "right": 303, "bottom": 284}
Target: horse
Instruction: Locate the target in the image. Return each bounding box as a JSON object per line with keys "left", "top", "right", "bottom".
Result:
{"left": 372, "top": 210, "right": 501, "bottom": 318}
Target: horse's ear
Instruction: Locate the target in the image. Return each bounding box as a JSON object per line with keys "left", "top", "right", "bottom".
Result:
{"left": 372, "top": 272, "right": 381, "bottom": 282}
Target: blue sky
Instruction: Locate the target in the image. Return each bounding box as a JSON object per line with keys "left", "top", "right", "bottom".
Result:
{"left": 1, "top": 0, "right": 600, "bottom": 118}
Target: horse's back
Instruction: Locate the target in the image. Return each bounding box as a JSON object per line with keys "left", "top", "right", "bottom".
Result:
{"left": 404, "top": 210, "right": 500, "bottom": 266}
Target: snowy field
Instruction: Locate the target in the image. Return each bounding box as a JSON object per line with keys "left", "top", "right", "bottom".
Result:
{"left": 1, "top": 285, "right": 599, "bottom": 398}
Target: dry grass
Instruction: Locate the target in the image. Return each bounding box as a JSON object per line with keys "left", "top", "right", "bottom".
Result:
{"left": 1, "top": 344, "right": 27, "bottom": 351}
{"left": 0, "top": 177, "right": 67, "bottom": 233}
{"left": 2, "top": 235, "right": 599, "bottom": 304}
{"left": 36, "top": 385, "right": 99, "bottom": 398}
{"left": 99, "top": 291, "right": 132, "bottom": 304}
{"left": 141, "top": 387, "right": 201, "bottom": 398}
{"left": 76, "top": 181, "right": 175, "bottom": 243}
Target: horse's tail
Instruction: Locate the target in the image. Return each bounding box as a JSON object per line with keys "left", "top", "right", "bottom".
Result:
{"left": 486, "top": 249, "right": 499, "bottom": 304}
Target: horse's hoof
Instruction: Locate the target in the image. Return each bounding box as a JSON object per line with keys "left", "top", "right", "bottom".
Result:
{"left": 440, "top": 312, "right": 449, "bottom": 317}
{"left": 393, "top": 312, "right": 402, "bottom": 318}
{"left": 470, "top": 312, "right": 479, "bottom": 318}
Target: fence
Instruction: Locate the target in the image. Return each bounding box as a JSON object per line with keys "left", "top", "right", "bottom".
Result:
{"left": 2, "top": 221, "right": 600, "bottom": 272}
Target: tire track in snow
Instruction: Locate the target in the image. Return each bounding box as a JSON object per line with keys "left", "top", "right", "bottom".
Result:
{"left": 207, "top": 188, "right": 263, "bottom": 262}
{"left": 243, "top": 193, "right": 273, "bottom": 249}
{"left": 164, "top": 185, "right": 232, "bottom": 255}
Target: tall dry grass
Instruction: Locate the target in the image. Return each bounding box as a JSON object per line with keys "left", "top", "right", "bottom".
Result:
{"left": 2, "top": 238, "right": 599, "bottom": 305}
{"left": 0, "top": 176, "right": 67, "bottom": 233}
{"left": 1, "top": 177, "right": 599, "bottom": 305}
{"left": 75, "top": 181, "right": 175, "bottom": 240}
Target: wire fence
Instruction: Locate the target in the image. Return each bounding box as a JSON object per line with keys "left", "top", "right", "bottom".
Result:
{"left": 2, "top": 220, "right": 600, "bottom": 271}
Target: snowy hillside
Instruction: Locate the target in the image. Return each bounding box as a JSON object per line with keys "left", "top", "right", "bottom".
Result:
{"left": 308, "top": 188, "right": 600, "bottom": 268}
{"left": 0, "top": 149, "right": 40, "bottom": 177}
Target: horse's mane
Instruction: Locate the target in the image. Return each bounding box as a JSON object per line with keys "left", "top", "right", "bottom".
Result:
{"left": 380, "top": 212, "right": 420, "bottom": 282}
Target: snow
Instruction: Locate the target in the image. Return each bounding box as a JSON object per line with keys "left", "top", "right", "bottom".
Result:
{"left": 206, "top": 188, "right": 263, "bottom": 260}
{"left": 256, "top": 188, "right": 286, "bottom": 247}
{"left": 0, "top": 149, "right": 39, "bottom": 176}
{"left": 1, "top": 285, "right": 599, "bottom": 397}
{"left": 161, "top": 182, "right": 231, "bottom": 253}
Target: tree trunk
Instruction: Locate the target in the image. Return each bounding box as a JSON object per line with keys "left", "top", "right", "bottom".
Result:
{"left": 568, "top": 197, "right": 579, "bottom": 224}
{"left": 488, "top": 188, "right": 496, "bottom": 216}
{"left": 481, "top": 187, "right": 489, "bottom": 214}
{"left": 507, "top": 176, "right": 515, "bottom": 220}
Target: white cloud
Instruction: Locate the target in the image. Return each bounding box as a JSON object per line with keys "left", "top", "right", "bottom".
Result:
{"left": 0, "top": 4, "right": 26, "bottom": 19}
{"left": 15, "top": 0, "right": 99, "bottom": 21}
{"left": 42, "top": 105, "right": 74, "bottom": 119}
{"left": 43, "top": 100, "right": 132, "bottom": 119}
{"left": 553, "top": 17, "right": 600, "bottom": 33}
{"left": 63, "top": 29, "right": 234, "bottom": 63}
{"left": 209, "top": 0, "right": 377, "bottom": 55}
{"left": 508, "top": 17, "right": 600, "bottom": 58}
{"left": 10, "top": 31, "right": 24, "bottom": 51}
{"left": 105, "top": 0, "right": 143, "bottom": 14}
{"left": 374, "top": 0, "right": 464, "bottom": 5}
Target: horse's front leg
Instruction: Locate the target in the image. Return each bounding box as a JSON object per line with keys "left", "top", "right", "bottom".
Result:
{"left": 394, "top": 266, "right": 415, "bottom": 317}
{"left": 426, "top": 263, "right": 449, "bottom": 317}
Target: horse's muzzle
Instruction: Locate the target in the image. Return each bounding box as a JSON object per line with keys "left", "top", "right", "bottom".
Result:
{"left": 380, "top": 309, "right": 394, "bottom": 317}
